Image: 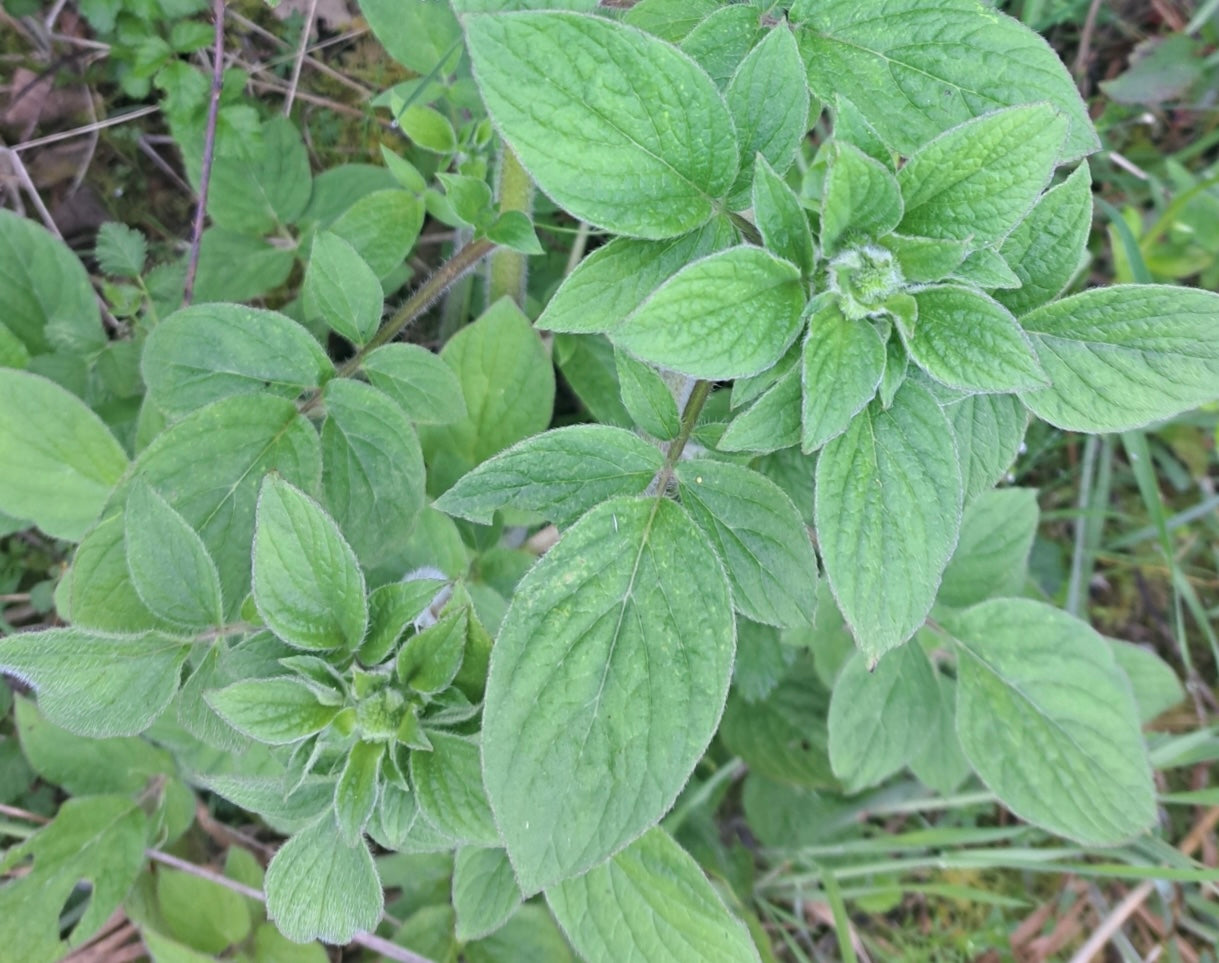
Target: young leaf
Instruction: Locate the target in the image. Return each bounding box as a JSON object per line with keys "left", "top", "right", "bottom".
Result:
{"left": 397, "top": 607, "right": 467, "bottom": 694}
{"left": 719, "top": 658, "right": 835, "bottom": 789}
{"left": 902, "top": 286, "right": 1047, "bottom": 392}
{"left": 411, "top": 731, "right": 500, "bottom": 847}
{"left": 898, "top": 105, "right": 1067, "bottom": 246}
{"left": 0, "top": 369, "right": 128, "bottom": 540}
{"left": 361, "top": 343, "right": 467, "bottom": 426}
{"left": 951, "top": 247, "right": 1021, "bottom": 290}
{"left": 200, "top": 774, "right": 334, "bottom": 835}
{"left": 264, "top": 814, "right": 384, "bottom": 945}
{"left": 997, "top": 164, "right": 1092, "bottom": 317}
{"left": 909, "top": 671, "right": 972, "bottom": 796}
{"left": 827, "top": 645, "right": 939, "bottom": 791}
{"left": 794, "top": 0, "right": 1098, "bottom": 160}
{"left": 0, "top": 628, "right": 188, "bottom": 737}
{"left": 801, "top": 297, "right": 886, "bottom": 451}
{"left": 0, "top": 796, "right": 148, "bottom": 962}
{"left": 126, "top": 395, "right": 322, "bottom": 618}
{"left": 717, "top": 364, "right": 801, "bottom": 453}
{"left": 482, "top": 497, "right": 734, "bottom": 893}
{"left": 942, "top": 392, "right": 1028, "bottom": 504}
{"left": 464, "top": 11, "right": 739, "bottom": 237}
{"left": 675, "top": 460, "right": 818, "bottom": 629}
{"left": 946, "top": 599, "right": 1157, "bottom": 846}
{"left": 831, "top": 94, "right": 892, "bottom": 165}
{"left": 879, "top": 233, "right": 969, "bottom": 283}
{"left": 453, "top": 847, "right": 523, "bottom": 942}
{"left": 304, "top": 233, "right": 384, "bottom": 345}
{"left": 358, "top": 578, "right": 448, "bottom": 667}
{"left": 206, "top": 677, "right": 340, "bottom": 745}
{"left": 725, "top": 25, "right": 810, "bottom": 202}
{"left": 434, "top": 424, "right": 663, "bottom": 529}
{"left": 546, "top": 828, "right": 761, "bottom": 963}
{"left": 321, "top": 379, "right": 426, "bottom": 569}
{"left": 679, "top": 3, "right": 759, "bottom": 89}
{"left": 820, "top": 141, "right": 903, "bottom": 255}
{"left": 1019, "top": 286, "right": 1219, "bottom": 432}
{"left": 752, "top": 155, "right": 816, "bottom": 276}
{"left": 335, "top": 740, "right": 383, "bottom": 845}
{"left": 815, "top": 382, "right": 963, "bottom": 662}
{"left": 612, "top": 247, "right": 805, "bottom": 379}
{"left": 328, "top": 190, "right": 424, "bottom": 277}
{"left": 156, "top": 867, "right": 253, "bottom": 953}
{"left": 615, "top": 350, "right": 681, "bottom": 440}
{"left": 125, "top": 481, "right": 224, "bottom": 630}
{"left": 252, "top": 476, "right": 368, "bottom": 652}
{"left": 1109, "top": 640, "right": 1185, "bottom": 725}
{"left": 937, "top": 488, "right": 1038, "bottom": 609}
{"left": 95, "top": 222, "right": 147, "bottom": 278}
{"left": 420, "top": 298, "right": 555, "bottom": 490}
{"left": 177, "top": 645, "right": 249, "bottom": 751}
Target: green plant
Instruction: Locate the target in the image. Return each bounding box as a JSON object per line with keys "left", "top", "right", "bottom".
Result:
{"left": 2, "top": 1, "right": 1218, "bottom": 960}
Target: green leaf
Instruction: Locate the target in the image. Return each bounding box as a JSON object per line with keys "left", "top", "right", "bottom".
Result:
{"left": 329, "top": 190, "right": 425, "bottom": 277}
{"left": 675, "top": 460, "right": 817, "bottom": 628}
{"left": 553, "top": 333, "right": 633, "bottom": 427}
{"left": 623, "top": 0, "right": 719, "bottom": 42}
{"left": 0, "top": 369, "right": 129, "bottom": 540}
{"left": 538, "top": 220, "right": 734, "bottom": 334}
{"left": 199, "top": 774, "right": 333, "bottom": 835}
{"left": 879, "top": 233, "right": 968, "bottom": 283}
{"left": 321, "top": 378, "right": 426, "bottom": 569}
{"left": 752, "top": 155, "right": 815, "bottom": 276}
{"left": 397, "top": 607, "right": 467, "bottom": 694}
{"left": 399, "top": 105, "right": 458, "bottom": 153}
{"left": 0, "top": 628, "right": 187, "bottom": 737}
{"left": 142, "top": 304, "right": 333, "bottom": 420}
{"left": 206, "top": 677, "right": 340, "bottom": 745}
{"left": 453, "top": 847, "right": 523, "bottom": 942}
{"left": 937, "top": 488, "right": 1037, "bottom": 609}
{"left": 801, "top": 297, "right": 886, "bottom": 452}
{"left": 0, "top": 208, "right": 105, "bottom": 356}
{"left": 125, "top": 481, "right": 224, "bottom": 630}
{"left": 206, "top": 116, "right": 311, "bottom": 234}
{"left": 420, "top": 298, "right": 554, "bottom": 489}
{"left": 176, "top": 645, "right": 249, "bottom": 751}
{"left": 725, "top": 25, "right": 810, "bottom": 202}
{"left": 0, "top": 796, "right": 148, "bottom": 963}
{"left": 951, "top": 247, "right": 1021, "bottom": 289}
{"left": 361, "top": 0, "right": 461, "bottom": 74}
{"left": 95, "top": 222, "right": 147, "bottom": 278}
{"left": 125, "top": 395, "right": 322, "bottom": 618}
{"left": 719, "top": 657, "right": 835, "bottom": 789}
{"left": 820, "top": 141, "right": 903, "bottom": 255}
{"left": 731, "top": 618, "right": 794, "bottom": 703}
{"left": 358, "top": 578, "right": 447, "bottom": 667}
{"left": 679, "top": 4, "right": 760, "bottom": 89}
{"left": 435, "top": 425, "right": 662, "bottom": 529}
{"left": 831, "top": 93, "right": 892, "bottom": 165}
{"left": 464, "top": 11, "right": 739, "bottom": 238}
{"left": 264, "top": 814, "right": 383, "bottom": 944}
{"left": 1109, "top": 639, "right": 1185, "bottom": 725}
{"left": 909, "top": 671, "right": 971, "bottom": 796}
{"left": 253, "top": 476, "right": 367, "bottom": 652}
{"left": 335, "top": 740, "right": 383, "bottom": 844}
{"left": 942, "top": 392, "right": 1028, "bottom": 504}
{"left": 946, "top": 599, "right": 1156, "bottom": 846}
{"left": 902, "top": 286, "right": 1047, "bottom": 392}
{"left": 484, "top": 210, "right": 544, "bottom": 254}
{"left": 614, "top": 351, "right": 681, "bottom": 440}
{"left": 191, "top": 228, "right": 295, "bottom": 304}
{"left": 546, "top": 828, "right": 761, "bottom": 963}
{"left": 65, "top": 513, "right": 173, "bottom": 633}
{"left": 483, "top": 497, "right": 733, "bottom": 893}
{"left": 815, "top": 382, "right": 963, "bottom": 662}
{"left": 794, "top": 0, "right": 1098, "bottom": 161}
{"left": 465, "top": 903, "right": 574, "bottom": 963}
{"left": 717, "top": 364, "right": 800, "bottom": 453}
{"left": 1018, "top": 285, "right": 1219, "bottom": 432}
{"left": 998, "top": 164, "right": 1092, "bottom": 317}
{"left": 304, "top": 233, "right": 384, "bottom": 345}
{"left": 827, "top": 645, "right": 938, "bottom": 791}
{"left": 156, "top": 868, "right": 253, "bottom": 954}
{"left": 612, "top": 247, "right": 805, "bottom": 379}
{"left": 362, "top": 343, "right": 466, "bottom": 425}
{"left": 897, "top": 105, "right": 1068, "bottom": 246}
{"left": 411, "top": 731, "right": 499, "bottom": 846}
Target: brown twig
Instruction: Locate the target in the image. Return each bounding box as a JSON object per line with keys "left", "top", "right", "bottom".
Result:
{"left": 182, "top": 0, "right": 226, "bottom": 307}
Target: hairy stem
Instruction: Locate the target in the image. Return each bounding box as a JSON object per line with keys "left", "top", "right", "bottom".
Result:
{"left": 487, "top": 146, "right": 533, "bottom": 306}
{"left": 648, "top": 379, "right": 712, "bottom": 496}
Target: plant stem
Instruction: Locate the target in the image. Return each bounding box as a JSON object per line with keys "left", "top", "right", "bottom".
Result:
{"left": 648, "top": 379, "right": 712, "bottom": 496}
{"left": 299, "top": 237, "right": 496, "bottom": 414}
{"left": 487, "top": 146, "right": 533, "bottom": 306}
{"left": 182, "top": 0, "right": 226, "bottom": 307}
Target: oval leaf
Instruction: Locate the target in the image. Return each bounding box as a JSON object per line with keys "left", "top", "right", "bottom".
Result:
{"left": 464, "top": 11, "right": 739, "bottom": 238}
{"left": 482, "top": 497, "right": 734, "bottom": 893}
{"left": 946, "top": 599, "right": 1156, "bottom": 846}
{"left": 206, "top": 677, "right": 339, "bottom": 745}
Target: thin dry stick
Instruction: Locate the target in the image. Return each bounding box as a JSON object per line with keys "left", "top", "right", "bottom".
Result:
{"left": 1068, "top": 805, "right": 1219, "bottom": 963}
{"left": 145, "top": 850, "right": 436, "bottom": 963}
{"left": 225, "top": 9, "right": 372, "bottom": 98}
{"left": 1073, "top": 0, "right": 1105, "bottom": 90}
{"left": 182, "top": 0, "right": 227, "bottom": 307}
{"left": 11, "top": 106, "right": 160, "bottom": 153}
{"left": 0, "top": 145, "right": 62, "bottom": 236}
{"left": 282, "top": 0, "right": 319, "bottom": 117}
